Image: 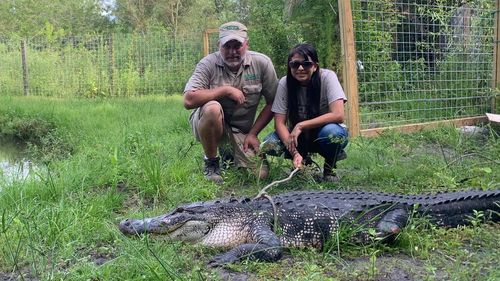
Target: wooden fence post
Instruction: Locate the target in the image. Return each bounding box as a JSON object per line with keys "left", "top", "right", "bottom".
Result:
{"left": 21, "top": 40, "right": 29, "bottom": 96}
{"left": 203, "top": 29, "right": 218, "bottom": 57}
{"left": 493, "top": 0, "right": 500, "bottom": 113}
{"left": 338, "top": 0, "right": 361, "bottom": 137}
{"left": 203, "top": 30, "right": 210, "bottom": 57}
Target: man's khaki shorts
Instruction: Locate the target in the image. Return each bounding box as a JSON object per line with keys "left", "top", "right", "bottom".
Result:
{"left": 189, "top": 101, "right": 259, "bottom": 168}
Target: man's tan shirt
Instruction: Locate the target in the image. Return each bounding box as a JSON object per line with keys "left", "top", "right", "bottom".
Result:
{"left": 184, "top": 51, "right": 278, "bottom": 134}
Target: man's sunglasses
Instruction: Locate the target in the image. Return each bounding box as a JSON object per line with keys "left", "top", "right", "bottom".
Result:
{"left": 288, "top": 60, "right": 315, "bottom": 69}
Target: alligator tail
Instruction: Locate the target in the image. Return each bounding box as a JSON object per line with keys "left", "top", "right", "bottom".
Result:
{"left": 416, "top": 190, "right": 500, "bottom": 227}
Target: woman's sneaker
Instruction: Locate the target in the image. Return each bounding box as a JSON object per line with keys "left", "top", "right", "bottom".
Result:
{"left": 337, "top": 149, "right": 347, "bottom": 161}
{"left": 323, "top": 158, "right": 340, "bottom": 183}
{"left": 323, "top": 167, "right": 340, "bottom": 183}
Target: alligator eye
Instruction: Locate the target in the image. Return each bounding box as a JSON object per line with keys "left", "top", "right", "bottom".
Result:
{"left": 174, "top": 207, "right": 184, "bottom": 213}
{"left": 204, "top": 225, "right": 212, "bottom": 235}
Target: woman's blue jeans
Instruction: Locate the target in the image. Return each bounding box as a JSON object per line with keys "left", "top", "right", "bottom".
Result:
{"left": 262, "top": 123, "right": 348, "bottom": 162}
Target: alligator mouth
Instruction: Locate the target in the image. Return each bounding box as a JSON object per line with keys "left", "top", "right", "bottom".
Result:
{"left": 119, "top": 218, "right": 183, "bottom": 235}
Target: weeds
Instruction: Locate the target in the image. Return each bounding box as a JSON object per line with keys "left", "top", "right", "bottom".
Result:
{"left": 0, "top": 95, "right": 498, "bottom": 280}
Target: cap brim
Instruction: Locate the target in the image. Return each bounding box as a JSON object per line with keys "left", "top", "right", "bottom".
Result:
{"left": 220, "top": 35, "right": 245, "bottom": 46}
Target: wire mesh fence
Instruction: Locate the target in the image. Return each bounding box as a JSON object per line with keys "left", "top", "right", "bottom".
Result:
{"left": 0, "top": 33, "right": 204, "bottom": 97}
{"left": 0, "top": 0, "right": 496, "bottom": 132}
{"left": 352, "top": 0, "right": 495, "bottom": 129}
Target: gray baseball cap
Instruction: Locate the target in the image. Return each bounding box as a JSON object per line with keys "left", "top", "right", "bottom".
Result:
{"left": 219, "top": 21, "right": 248, "bottom": 45}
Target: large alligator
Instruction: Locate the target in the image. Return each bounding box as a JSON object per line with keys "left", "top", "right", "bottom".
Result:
{"left": 119, "top": 189, "right": 500, "bottom": 266}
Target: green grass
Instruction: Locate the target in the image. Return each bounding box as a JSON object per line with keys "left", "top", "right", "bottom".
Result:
{"left": 0, "top": 95, "right": 499, "bottom": 280}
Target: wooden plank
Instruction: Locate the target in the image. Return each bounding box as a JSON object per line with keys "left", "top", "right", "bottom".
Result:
{"left": 203, "top": 30, "right": 209, "bottom": 57}
{"left": 360, "top": 116, "right": 488, "bottom": 138}
{"left": 338, "top": 0, "right": 361, "bottom": 137}
{"left": 203, "top": 29, "right": 218, "bottom": 56}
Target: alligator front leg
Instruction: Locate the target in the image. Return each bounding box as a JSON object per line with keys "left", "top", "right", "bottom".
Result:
{"left": 208, "top": 223, "right": 282, "bottom": 267}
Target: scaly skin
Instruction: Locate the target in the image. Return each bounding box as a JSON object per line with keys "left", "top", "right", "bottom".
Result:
{"left": 119, "top": 189, "right": 500, "bottom": 266}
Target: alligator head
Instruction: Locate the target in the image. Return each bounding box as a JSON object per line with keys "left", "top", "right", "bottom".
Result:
{"left": 119, "top": 198, "right": 255, "bottom": 248}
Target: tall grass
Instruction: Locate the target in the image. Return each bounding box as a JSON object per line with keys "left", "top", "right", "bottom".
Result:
{"left": 0, "top": 95, "right": 499, "bottom": 280}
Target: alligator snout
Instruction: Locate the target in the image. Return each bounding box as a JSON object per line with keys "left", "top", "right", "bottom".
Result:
{"left": 119, "top": 219, "right": 143, "bottom": 235}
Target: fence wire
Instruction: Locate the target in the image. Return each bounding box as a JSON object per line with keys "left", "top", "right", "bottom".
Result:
{"left": 0, "top": 33, "right": 204, "bottom": 97}
{"left": 0, "top": 0, "right": 496, "bottom": 131}
{"left": 352, "top": 0, "right": 495, "bottom": 129}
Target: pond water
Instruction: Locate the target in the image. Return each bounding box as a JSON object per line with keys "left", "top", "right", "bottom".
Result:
{"left": 0, "top": 140, "right": 38, "bottom": 186}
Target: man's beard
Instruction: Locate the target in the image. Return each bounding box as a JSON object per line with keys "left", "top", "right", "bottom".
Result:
{"left": 223, "top": 57, "right": 243, "bottom": 69}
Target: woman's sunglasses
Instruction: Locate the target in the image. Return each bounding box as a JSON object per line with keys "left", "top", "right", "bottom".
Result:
{"left": 288, "top": 60, "right": 315, "bottom": 69}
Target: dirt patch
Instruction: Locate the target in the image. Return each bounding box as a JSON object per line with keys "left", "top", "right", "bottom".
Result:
{"left": 334, "top": 253, "right": 448, "bottom": 281}
{"left": 211, "top": 252, "right": 449, "bottom": 281}
{"left": 74, "top": 242, "right": 117, "bottom": 267}
{"left": 215, "top": 268, "right": 256, "bottom": 281}
{"left": 101, "top": 181, "right": 155, "bottom": 214}
{"left": 89, "top": 246, "right": 116, "bottom": 266}
{"left": 0, "top": 271, "right": 38, "bottom": 281}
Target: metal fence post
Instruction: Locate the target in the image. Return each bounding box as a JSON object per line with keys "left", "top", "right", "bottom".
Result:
{"left": 493, "top": 0, "right": 500, "bottom": 113}
{"left": 108, "top": 34, "right": 115, "bottom": 96}
{"left": 21, "top": 40, "right": 29, "bottom": 96}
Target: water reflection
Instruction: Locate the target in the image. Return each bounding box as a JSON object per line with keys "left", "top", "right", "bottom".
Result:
{"left": 0, "top": 140, "right": 38, "bottom": 185}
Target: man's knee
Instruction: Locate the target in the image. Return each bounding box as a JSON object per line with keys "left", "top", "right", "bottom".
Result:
{"left": 193, "top": 101, "right": 225, "bottom": 142}
{"left": 199, "top": 101, "right": 224, "bottom": 122}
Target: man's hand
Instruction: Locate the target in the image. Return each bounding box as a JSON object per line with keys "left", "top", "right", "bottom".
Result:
{"left": 184, "top": 85, "right": 246, "bottom": 109}
{"left": 225, "top": 86, "right": 246, "bottom": 105}
{"left": 243, "top": 133, "right": 260, "bottom": 153}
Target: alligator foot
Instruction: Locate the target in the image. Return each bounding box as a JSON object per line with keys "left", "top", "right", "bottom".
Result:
{"left": 208, "top": 252, "right": 240, "bottom": 268}
{"left": 375, "top": 208, "right": 409, "bottom": 239}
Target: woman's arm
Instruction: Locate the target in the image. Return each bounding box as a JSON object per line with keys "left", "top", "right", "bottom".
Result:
{"left": 294, "top": 99, "right": 345, "bottom": 131}
{"left": 275, "top": 113, "right": 303, "bottom": 168}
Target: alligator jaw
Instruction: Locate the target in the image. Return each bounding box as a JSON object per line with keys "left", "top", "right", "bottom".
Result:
{"left": 119, "top": 215, "right": 174, "bottom": 235}
{"left": 119, "top": 214, "right": 211, "bottom": 243}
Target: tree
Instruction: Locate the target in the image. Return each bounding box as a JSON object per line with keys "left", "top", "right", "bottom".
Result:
{"left": 0, "top": 0, "right": 112, "bottom": 37}
{"left": 285, "top": 0, "right": 341, "bottom": 70}
{"left": 113, "top": 0, "right": 197, "bottom": 36}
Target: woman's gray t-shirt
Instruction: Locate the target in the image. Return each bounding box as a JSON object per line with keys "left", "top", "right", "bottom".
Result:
{"left": 271, "top": 69, "right": 346, "bottom": 123}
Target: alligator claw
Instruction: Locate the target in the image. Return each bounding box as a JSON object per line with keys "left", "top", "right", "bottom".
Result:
{"left": 208, "top": 253, "right": 239, "bottom": 267}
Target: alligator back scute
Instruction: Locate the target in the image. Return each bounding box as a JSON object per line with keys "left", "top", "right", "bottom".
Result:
{"left": 417, "top": 190, "right": 500, "bottom": 227}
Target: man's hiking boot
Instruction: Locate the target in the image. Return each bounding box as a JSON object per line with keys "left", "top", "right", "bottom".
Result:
{"left": 204, "top": 156, "right": 223, "bottom": 184}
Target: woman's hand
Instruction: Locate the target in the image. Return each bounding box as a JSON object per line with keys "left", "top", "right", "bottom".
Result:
{"left": 292, "top": 152, "right": 303, "bottom": 169}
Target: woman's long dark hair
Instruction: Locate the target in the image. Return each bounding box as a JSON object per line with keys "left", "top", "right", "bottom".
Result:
{"left": 286, "top": 43, "right": 321, "bottom": 129}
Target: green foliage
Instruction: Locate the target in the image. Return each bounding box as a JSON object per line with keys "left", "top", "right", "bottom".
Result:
{"left": 0, "top": 33, "right": 203, "bottom": 98}
{"left": 0, "top": 96, "right": 499, "bottom": 280}
{"left": 286, "top": 0, "right": 342, "bottom": 70}
{"left": 0, "top": 0, "right": 112, "bottom": 37}
{"left": 352, "top": 0, "right": 494, "bottom": 128}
